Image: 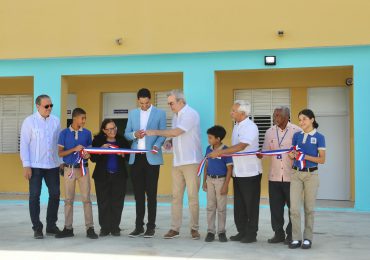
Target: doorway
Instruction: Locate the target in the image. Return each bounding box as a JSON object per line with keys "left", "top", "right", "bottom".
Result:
{"left": 308, "top": 87, "right": 350, "bottom": 200}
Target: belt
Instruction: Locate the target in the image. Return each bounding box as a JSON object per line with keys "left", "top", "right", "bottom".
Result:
{"left": 208, "top": 175, "right": 226, "bottom": 179}
{"left": 293, "top": 166, "right": 318, "bottom": 173}
{"left": 65, "top": 164, "right": 88, "bottom": 169}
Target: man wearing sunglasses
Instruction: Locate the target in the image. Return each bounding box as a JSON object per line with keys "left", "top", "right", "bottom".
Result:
{"left": 20, "top": 94, "right": 62, "bottom": 239}
{"left": 145, "top": 89, "right": 203, "bottom": 240}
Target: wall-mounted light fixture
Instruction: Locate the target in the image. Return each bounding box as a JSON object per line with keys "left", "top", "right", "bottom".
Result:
{"left": 265, "top": 56, "right": 276, "bottom": 66}
{"left": 115, "top": 37, "right": 123, "bottom": 45}
{"left": 277, "top": 30, "right": 284, "bottom": 37}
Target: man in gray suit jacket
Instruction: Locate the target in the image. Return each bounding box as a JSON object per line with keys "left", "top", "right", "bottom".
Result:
{"left": 124, "top": 88, "right": 166, "bottom": 238}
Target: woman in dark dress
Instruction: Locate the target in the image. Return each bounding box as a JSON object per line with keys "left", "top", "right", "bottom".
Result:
{"left": 90, "top": 119, "right": 130, "bottom": 236}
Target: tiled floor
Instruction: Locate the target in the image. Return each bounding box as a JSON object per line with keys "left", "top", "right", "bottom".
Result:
{"left": 0, "top": 197, "right": 368, "bottom": 260}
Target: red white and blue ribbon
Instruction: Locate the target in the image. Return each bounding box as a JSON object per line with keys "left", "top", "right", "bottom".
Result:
{"left": 292, "top": 145, "right": 306, "bottom": 169}
{"left": 196, "top": 145, "right": 306, "bottom": 176}
{"left": 68, "top": 146, "right": 158, "bottom": 178}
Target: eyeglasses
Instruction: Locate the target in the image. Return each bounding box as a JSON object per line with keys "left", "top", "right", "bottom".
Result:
{"left": 44, "top": 104, "right": 53, "bottom": 109}
{"left": 105, "top": 127, "right": 117, "bottom": 132}
{"left": 167, "top": 102, "right": 175, "bottom": 106}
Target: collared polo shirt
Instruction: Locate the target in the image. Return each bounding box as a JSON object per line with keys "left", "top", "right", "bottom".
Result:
{"left": 205, "top": 144, "right": 233, "bottom": 176}
{"left": 58, "top": 126, "right": 92, "bottom": 165}
{"left": 232, "top": 117, "right": 262, "bottom": 177}
{"left": 292, "top": 129, "right": 326, "bottom": 169}
{"left": 172, "top": 105, "right": 203, "bottom": 167}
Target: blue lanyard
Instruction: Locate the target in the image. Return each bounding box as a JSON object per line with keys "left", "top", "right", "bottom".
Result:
{"left": 276, "top": 127, "right": 289, "bottom": 148}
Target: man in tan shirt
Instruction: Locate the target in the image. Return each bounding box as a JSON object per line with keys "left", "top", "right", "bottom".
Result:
{"left": 262, "top": 106, "right": 300, "bottom": 245}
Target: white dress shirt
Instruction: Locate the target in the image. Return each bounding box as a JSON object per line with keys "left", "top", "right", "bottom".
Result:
{"left": 138, "top": 105, "right": 152, "bottom": 150}
{"left": 232, "top": 117, "right": 262, "bottom": 177}
{"left": 20, "top": 112, "right": 61, "bottom": 169}
{"left": 172, "top": 105, "right": 203, "bottom": 167}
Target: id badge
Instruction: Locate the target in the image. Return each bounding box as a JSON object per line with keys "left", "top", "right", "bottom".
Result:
{"left": 276, "top": 154, "right": 282, "bottom": 159}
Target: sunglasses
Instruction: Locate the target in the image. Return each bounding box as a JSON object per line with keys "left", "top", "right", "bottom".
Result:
{"left": 44, "top": 104, "right": 54, "bottom": 109}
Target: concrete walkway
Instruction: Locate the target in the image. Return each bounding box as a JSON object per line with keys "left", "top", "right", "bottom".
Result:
{"left": 0, "top": 200, "right": 369, "bottom": 260}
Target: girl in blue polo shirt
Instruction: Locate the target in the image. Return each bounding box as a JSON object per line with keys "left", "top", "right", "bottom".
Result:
{"left": 288, "top": 109, "right": 326, "bottom": 250}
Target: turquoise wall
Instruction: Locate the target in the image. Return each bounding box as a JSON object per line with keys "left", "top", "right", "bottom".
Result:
{"left": 1, "top": 45, "right": 369, "bottom": 211}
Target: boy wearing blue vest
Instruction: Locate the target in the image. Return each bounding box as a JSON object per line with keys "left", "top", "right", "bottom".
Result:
{"left": 202, "top": 125, "right": 233, "bottom": 242}
{"left": 56, "top": 108, "right": 98, "bottom": 239}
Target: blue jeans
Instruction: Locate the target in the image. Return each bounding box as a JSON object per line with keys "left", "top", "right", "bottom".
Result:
{"left": 29, "top": 167, "right": 60, "bottom": 231}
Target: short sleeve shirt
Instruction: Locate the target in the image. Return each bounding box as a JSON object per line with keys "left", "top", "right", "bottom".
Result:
{"left": 205, "top": 144, "right": 233, "bottom": 176}
{"left": 172, "top": 105, "right": 203, "bottom": 167}
{"left": 292, "top": 129, "right": 326, "bottom": 169}
{"left": 231, "top": 117, "right": 262, "bottom": 177}
{"left": 262, "top": 122, "right": 301, "bottom": 181}
{"left": 58, "top": 126, "right": 92, "bottom": 165}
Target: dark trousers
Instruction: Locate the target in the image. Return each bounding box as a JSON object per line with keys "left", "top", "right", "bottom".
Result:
{"left": 29, "top": 167, "right": 60, "bottom": 231}
{"left": 95, "top": 173, "right": 126, "bottom": 232}
{"left": 269, "top": 181, "right": 292, "bottom": 236}
{"left": 233, "top": 174, "right": 262, "bottom": 239}
{"left": 130, "top": 154, "right": 160, "bottom": 230}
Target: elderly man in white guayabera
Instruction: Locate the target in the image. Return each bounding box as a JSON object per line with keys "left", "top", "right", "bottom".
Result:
{"left": 146, "top": 89, "right": 203, "bottom": 240}
{"left": 208, "top": 100, "right": 262, "bottom": 244}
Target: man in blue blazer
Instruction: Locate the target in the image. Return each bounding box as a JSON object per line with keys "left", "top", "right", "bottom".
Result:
{"left": 124, "top": 88, "right": 167, "bottom": 238}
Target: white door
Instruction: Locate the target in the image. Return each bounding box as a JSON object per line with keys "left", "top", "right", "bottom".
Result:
{"left": 103, "top": 92, "right": 137, "bottom": 119}
{"left": 67, "top": 94, "right": 77, "bottom": 120}
{"left": 308, "top": 87, "right": 350, "bottom": 200}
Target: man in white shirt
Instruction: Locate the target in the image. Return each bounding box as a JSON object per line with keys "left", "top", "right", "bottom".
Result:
{"left": 20, "top": 94, "right": 62, "bottom": 239}
{"left": 125, "top": 88, "right": 167, "bottom": 238}
{"left": 208, "top": 100, "right": 262, "bottom": 243}
{"left": 146, "top": 89, "right": 203, "bottom": 240}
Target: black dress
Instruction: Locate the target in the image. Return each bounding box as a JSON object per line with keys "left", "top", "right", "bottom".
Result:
{"left": 90, "top": 134, "right": 130, "bottom": 234}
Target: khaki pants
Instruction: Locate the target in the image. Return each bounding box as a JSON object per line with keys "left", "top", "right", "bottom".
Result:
{"left": 63, "top": 167, "right": 94, "bottom": 230}
{"left": 171, "top": 164, "right": 200, "bottom": 232}
{"left": 290, "top": 170, "right": 319, "bottom": 241}
{"left": 206, "top": 176, "right": 227, "bottom": 234}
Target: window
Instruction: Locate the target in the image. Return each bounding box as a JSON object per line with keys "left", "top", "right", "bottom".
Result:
{"left": 0, "top": 95, "right": 33, "bottom": 153}
{"left": 234, "top": 89, "right": 290, "bottom": 147}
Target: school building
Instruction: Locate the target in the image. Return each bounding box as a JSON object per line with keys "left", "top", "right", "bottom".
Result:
{"left": 0, "top": 1, "right": 369, "bottom": 210}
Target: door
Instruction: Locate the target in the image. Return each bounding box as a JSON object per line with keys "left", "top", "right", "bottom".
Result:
{"left": 308, "top": 87, "right": 350, "bottom": 200}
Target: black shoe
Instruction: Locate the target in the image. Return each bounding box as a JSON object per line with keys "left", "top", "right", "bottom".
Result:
{"left": 46, "top": 226, "right": 61, "bottom": 236}
{"left": 230, "top": 233, "right": 245, "bottom": 241}
{"left": 87, "top": 227, "right": 98, "bottom": 239}
{"left": 144, "top": 228, "right": 155, "bottom": 238}
{"left": 34, "top": 229, "right": 44, "bottom": 239}
{"left": 111, "top": 229, "right": 121, "bottom": 237}
{"left": 289, "top": 240, "right": 302, "bottom": 249}
{"left": 55, "top": 227, "right": 74, "bottom": 238}
{"left": 284, "top": 234, "right": 292, "bottom": 245}
{"left": 267, "top": 233, "right": 285, "bottom": 244}
{"left": 128, "top": 228, "right": 144, "bottom": 238}
{"left": 301, "top": 239, "right": 312, "bottom": 249}
{"left": 99, "top": 229, "right": 110, "bottom": 237}
{"left": 205, "top": 232, "right": 215, "bottom": 242}
{"left": 218, "top": 233, "right": 228, "bottom": 242}
{"left": 240, "top": 236, "right": 257, "bottom": 243}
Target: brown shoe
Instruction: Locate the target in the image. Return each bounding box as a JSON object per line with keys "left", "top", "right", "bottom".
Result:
{"left": 163, "top": 229, "right": 179, "bottom": 239}
{"left": 191, "top": 229, "right": 200, "bottom": 240}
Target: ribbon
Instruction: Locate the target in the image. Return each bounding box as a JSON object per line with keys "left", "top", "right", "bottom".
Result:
{"left": 68, "top": 146, "right": 158, "bottom": 179}
{"left": 292, "top": 145, "right": 306, "bottom": 169}
{"left": 196, "top": 145, "right": 306, "bottom": 176}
